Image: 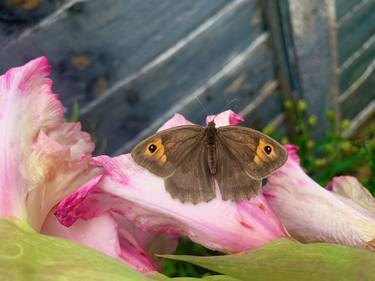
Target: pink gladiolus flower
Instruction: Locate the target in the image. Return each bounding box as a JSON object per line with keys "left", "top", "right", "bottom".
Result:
{"left": 0, "top": 57, "right": 96, "bottom": 231}
{"left": 55, "top": 110, "right": 288, "bottom": 255}
{"left": 0, "top": 57, "right": 176, "bottom": 273}
{"left": 263, "top": 145, "right": 375, "bottom": 250}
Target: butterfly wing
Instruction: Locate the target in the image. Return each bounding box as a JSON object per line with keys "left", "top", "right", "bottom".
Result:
{"left": 131, "top": 125, "right": 203, "bottom": 177}
{"left": 215, "top": 126, "right": 287, "bottom": 201}
{"left": 164, "top": 143, "right": 216, "bottom": 203}
{"left": 214, "top": 139, "right": 261, "bottom": 201}
{"left": 131, "top": 125, "right": 215, "bottom": 203}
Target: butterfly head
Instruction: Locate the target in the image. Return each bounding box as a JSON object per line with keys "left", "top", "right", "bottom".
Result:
{"left": 207, "top": 121, "right": 216, "bottom": 128}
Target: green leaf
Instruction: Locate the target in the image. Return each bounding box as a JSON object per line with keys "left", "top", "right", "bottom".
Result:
{"left": 162, "top": 239, "right": 375, "bottom": 281}
{"left": 0, "top": 217, "right": 150, "bottom": 281}
{"left": 149, "top": 272, "right": 239, "bottom": 281}
{"left": 69, "top": 99, "right": 80, "bottom": 122}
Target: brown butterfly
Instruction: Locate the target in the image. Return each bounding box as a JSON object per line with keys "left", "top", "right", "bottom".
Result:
{"left": 131, "top": 121, "right": 287, "bottom": 204}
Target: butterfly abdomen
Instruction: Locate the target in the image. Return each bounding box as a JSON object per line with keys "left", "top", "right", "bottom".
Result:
{"left": 206, "top": 122, "right": 217, "bottom": 175}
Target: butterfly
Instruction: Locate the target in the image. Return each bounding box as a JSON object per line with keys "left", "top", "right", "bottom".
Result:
{"left": 131, "top": 120, "right": 287, "bottom": 204}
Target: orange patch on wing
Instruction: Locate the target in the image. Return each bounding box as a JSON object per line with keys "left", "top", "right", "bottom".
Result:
{"left": 255, "top": 138, "right": 277, "bottom": 163}
{"left": 158, "top": 154, "right": 168, "bottom": 165}
{"left": 144, "top": 137, "right": 168, "bottom": 166}
{"left": 254, "top": 155, "right": 261, "bottom": 165}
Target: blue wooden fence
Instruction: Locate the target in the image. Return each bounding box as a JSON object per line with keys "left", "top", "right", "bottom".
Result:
{"left": 0, "top": 0, "right": 373, "bottom": 154}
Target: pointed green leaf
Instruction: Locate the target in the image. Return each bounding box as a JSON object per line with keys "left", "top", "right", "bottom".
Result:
{"left": 0, "top": 218, "right": 150, "bottom": 281}
{"left": 162, "top": 239, "right": 375, "bottom": 281}
{"left": 149, "top": 272, "right": 239, "bottom": 281}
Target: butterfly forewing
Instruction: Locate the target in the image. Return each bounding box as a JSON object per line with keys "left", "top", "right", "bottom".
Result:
{"left": 131, "top": 125, "right": 204, "bottom": 177}
{"left": 217, "top": 126, "right": 288, "bottom": 179}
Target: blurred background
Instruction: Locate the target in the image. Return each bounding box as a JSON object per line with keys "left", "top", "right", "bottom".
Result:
{"left": 0, "top": 0, "right": 373, "bottom": 154}
{"left": 0, "top": 0, "right": 374, "bottom": 277}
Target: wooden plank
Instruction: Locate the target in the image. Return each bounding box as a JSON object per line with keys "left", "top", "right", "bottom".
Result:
{"left": 0, "top": 0, "right": 71, "bottom": 42}
{"left": 337, "top": 0, "right": 375, "bottom": 64}
{"left": 285, "top": 0, "right": 340, "bottom": 137}
{"left": 80, "top": 0, "right": 267, "bottom": 154}
{"left": 115, "top": 47, "right": 281, "bottom": 154}
{"left": 338, "top": 34, "right": 375, "bottom": 92}
{"left": 259, "top": 0, "right": 303, "bottom": 138}
{"left": 336, "top": 0, "right": 369, "bottom": 21}
{"left": 339, "top": 58, "right": 375, "bottom": 104}
{"left": 263, "top": 0, "right": 339, "bottom": 137}
{"left": 0, "top": 0, "right": 230, "bottom": 109}
{"left": 259, "top": 1, "right": 299, "bottom": 99}
{"left": 340, "top": 70, "right": 375, "bottom": 120}
{"left": 241, "top": 86, "right": 283, "bottom": 130}
{"left": 342, "top": 99, "right": 375, "bottom": 137}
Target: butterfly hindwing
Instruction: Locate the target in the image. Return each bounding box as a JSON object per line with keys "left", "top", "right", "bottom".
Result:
{"left": 165, "top": 143, "right": 216, "bottom": 203}
{"left": 215, "top": 136, "right": 262, "bottom": 200}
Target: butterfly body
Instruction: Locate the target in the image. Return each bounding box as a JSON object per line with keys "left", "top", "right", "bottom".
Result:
{"left": 205, "top": 121, "right": 218, "bottom": 174}
{"left": 131, "top": 121, "right": 287, "bottom": 204}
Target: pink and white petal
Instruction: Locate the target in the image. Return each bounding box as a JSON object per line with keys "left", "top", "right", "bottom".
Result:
{"left": 158, "top": 110, "right": 244, "bottom": 132}
{"left": 112, "top": 213, "right": 179, "bottom": 271}
{"left": 42, "top": 212, "right": 162, "bottom": 273}
{"left": 0, "top": 57, "right": 96, "bottom": 230}
{"left": 42, "top": 212, "right": 121, "bottom": 260}
{"left": 54, "top": 170, "right": 179, "bottom": 272}
{"left": 0, "top": 57, "right": 61, "bottom": 220}
{"left": 56, "top": 112, "right": 287, "bottom": 253}
{"left": 263, "top": 145, "right": 375, "bottom": 250}
{"left": 157, "top": 113, "right": 194, "bottom": 132}
{"left": 206, "top": 110, "right": 244, "bottom": 127}
{"left": 55, "top": 174, "right": 119, "bottom": 227}
{"left": 327, "top": 176, "right": 375, "bottom": 214}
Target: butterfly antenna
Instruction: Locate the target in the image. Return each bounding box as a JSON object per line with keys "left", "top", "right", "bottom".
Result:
{"left": 196, "top": 96, "right": 209, "bottom": 116}
{"left": 224, "top": 98, "right": 240, "bottom": 110}
{"left": 211, "top": 98, "right": 240, "bottom": 124}
{"left": 196, "top": 95, "right": 216, "bottom": 123}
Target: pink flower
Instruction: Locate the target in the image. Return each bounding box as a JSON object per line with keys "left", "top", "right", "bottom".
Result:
{"left": 263, "top": 145, "right": 375, "bottom": 250}
{"left": 0, "top": 57, "right": 96, "bottom": 231}
{"left": 55, "top": 110, "right": 287, "bottom": 255}
{"left": 0, "top": 57, "right": 176, "bottom": 273}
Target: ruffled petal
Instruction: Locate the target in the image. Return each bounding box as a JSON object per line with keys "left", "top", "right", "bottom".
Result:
{"left": 0, "top": 57, "right": 96, "bottom": 230}
{"left": 263, "top": 145, "right": 375, "bottom": 250}
{"left": 206, "top": 110, "right": 244, "bottom": 127}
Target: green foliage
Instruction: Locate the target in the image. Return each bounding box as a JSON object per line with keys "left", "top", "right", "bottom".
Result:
{"left": 64, "top": 99, "right": 80, "bottom": 122}
{"left": 150, "top": 272, "right": 239, "bottom": 281}
{"left": 161, "top": 239, "right": 375, "bottom": 281}
{"left": 162, "top": 238, "right": 219, "bottom": 278}
{"left": 0, "top": 218, "right": 149, "bottom": 281}
{"left": 281, "top": 99, "right": 374, "bottom": 190}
